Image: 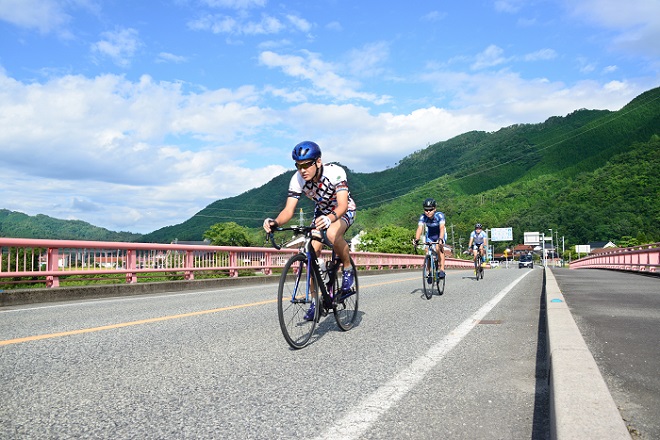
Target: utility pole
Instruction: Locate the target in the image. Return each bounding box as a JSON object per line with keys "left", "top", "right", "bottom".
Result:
{"left": 450, "top": 224, "right": 456, "bottom": 253}
{"left": 541, "top": 233, "right": 546, "bottom": 267}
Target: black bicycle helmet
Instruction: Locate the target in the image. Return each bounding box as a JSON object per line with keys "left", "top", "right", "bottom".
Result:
{"left": 423, "top": 198, "right": 436, "bottom": 209}
{"left": 475, "top": 223, "right": 483, "bottom": 229}
{"left": 292, "top": 141, "right": 321, "bottom": 161}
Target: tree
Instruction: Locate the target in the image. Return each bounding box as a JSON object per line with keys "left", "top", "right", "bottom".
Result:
{"left": 356, "top": 225, "right": 415, "bottom": 254}
{"left": 203, "top": 222, "right": 253, "bottom": 246}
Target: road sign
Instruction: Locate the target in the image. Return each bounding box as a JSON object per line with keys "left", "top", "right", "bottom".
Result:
{"left": 490, "top": 227, "right": 513, "bottom": 242}
{"left": 524, "top": 232, "right": 540, "bottom": 245}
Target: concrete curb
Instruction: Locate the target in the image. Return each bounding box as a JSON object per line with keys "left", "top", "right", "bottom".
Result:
{"left": 545, "top": 268, "right": 631, "bottom": 439}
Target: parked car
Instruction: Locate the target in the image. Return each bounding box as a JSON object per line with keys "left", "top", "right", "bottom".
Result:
{"left": 519, "top": 254, "right": 534, "bottom": 269}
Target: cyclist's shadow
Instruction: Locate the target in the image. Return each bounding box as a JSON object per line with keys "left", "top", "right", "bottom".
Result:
{"left": 409, "top": 288, "right": 430, "bottom": 300}
{"left": 300, "top": 310, "right": 366, "bottom": 349}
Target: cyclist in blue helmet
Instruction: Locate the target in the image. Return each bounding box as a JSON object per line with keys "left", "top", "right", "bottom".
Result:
{"left": 263, "top": 141, "right": 357, "bottom": 319}
{"left": 413, "top": 198, "right": 447, "bottom": 280}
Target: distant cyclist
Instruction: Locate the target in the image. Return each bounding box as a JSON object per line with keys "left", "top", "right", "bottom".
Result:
{"left": 468, "top": 223, "right": 488, "bottom": 264}
{"left": 263, "top": 141, "right": 357, "bottom": 319}
{"left": 413, "top": 198, "right": 446, "bottom": 280}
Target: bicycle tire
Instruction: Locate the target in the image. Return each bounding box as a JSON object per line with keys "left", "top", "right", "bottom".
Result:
{"left": 474, "top": 257, "right": 480, "bottom": 281}
{"left": 278, "top": 253, "right": 317, "bottom": 349}
{"left": 333, "top": 257, "right": 359, "bottom": 331}
{"left": 423, "top": 255, "right": 436, "bottom": 299}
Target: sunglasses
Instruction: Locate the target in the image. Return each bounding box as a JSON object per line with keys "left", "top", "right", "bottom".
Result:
{"left": 424, "top": 208, "right": 435, "bottom": 212}
{"left": 295, "top": 161, "right": 316, "bottom": 170}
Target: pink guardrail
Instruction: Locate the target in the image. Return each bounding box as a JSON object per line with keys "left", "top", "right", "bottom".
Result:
{"left": 0, "top": 237, "right": 474, "bottom": 288}
{"left": 569, "top": 242, "right": 660, "bottom": 274}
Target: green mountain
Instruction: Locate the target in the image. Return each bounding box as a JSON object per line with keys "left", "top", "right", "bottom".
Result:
{"left": 142, "top": 86, "right": 660, "bottom": 247}
{"left": 0, "top": 210, "right": 143, "bottom": 242}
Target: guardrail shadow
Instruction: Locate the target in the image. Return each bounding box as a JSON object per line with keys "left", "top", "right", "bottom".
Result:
{"left": 532, "top": 270, "right": 550, "bottom": 438}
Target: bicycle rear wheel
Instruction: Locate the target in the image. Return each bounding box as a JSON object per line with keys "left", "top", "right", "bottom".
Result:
{"left": 333, "top": 257, "right": 359, "bottom": 331}
{"left": 278, "top": 253, "right": 317, "bottom": 349}
{"left": 422, "top": 255, "right": 436, "bottom": 299}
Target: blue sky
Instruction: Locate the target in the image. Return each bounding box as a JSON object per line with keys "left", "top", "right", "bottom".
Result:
{"left": 0, "top": 0, "right": 658, "bottom": 234}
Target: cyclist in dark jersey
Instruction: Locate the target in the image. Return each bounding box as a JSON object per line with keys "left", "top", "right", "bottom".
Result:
{"left": 413, "top": 198, "right": 446, "bottom": 279}
{"left": 263, "top": 141, "right": 357, "bottom": 319}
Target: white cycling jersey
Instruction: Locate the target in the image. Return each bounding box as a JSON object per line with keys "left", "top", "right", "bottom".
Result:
{"left": 288, "top": 163, "right": 356, "bottom": 219}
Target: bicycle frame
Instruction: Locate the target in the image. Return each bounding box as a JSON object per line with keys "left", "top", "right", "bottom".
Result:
{"left": 270, "top": 226, "right": 336, "bottom": 310}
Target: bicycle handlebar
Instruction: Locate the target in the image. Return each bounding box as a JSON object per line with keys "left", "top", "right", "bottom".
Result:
{"left": 266, "top": 225, "right": 332, "bottom": 250}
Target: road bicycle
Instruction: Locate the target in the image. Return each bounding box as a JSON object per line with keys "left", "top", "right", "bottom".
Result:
{"left": 268, "top": 225, "right": 359, "bottom": 349}
{"left": 415, "top": 241, "right": 445, "bottom": 299}
{"left": 473, "top": 246, "right": 485, "bottom": 281}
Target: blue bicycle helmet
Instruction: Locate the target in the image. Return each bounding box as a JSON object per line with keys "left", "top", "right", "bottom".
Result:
{"left": 292, "top": 141, "right": 321, "bottom": 161}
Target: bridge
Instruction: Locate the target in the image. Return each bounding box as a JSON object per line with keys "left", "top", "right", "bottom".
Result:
{"left": 1, "top": 239, "right": 658, "bottom": 439}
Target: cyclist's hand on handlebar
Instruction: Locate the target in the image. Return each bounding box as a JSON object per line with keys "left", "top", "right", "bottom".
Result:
{"left": 412, "top": 238, "right": 419, "bottom": 246}
{"left": 263, "top": 218, "right": 278, "bottom": 233}
{"left": 315, "top": 215, "right": 332, "bottom": 230}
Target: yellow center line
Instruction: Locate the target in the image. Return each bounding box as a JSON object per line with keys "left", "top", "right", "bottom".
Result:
{"left": 0, "top": 276, "right": 417, "bottom": 347}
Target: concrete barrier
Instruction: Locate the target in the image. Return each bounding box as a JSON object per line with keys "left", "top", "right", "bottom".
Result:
{"left": 545, "top": 268, "right": 630, "bottom": 439}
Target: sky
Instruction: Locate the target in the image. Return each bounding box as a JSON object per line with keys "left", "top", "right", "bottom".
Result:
{"left": 0, "top": 0, "right": 658, "bottom": 235}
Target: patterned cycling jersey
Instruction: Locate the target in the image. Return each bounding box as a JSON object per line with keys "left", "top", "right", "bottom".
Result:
{"left": 418, "top": 211, "right": 446, "bottom": 242}
{"left": 287, "top": 163, "right": 356, "bottom": 216}
{"left": 470, "top": 230, "right": 488, "bottom": 245}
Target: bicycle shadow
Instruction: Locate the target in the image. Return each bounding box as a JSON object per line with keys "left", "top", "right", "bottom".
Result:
{"left": 291, "top": 310, "right": 365, "bottom": 349}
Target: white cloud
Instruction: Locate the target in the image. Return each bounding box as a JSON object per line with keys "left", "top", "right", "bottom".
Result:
{"left": 563, "top": 0, "right": 660, "bottom": 57}
{"left": 523, "top": 49, "right": 557, "bottom": 62}
{"left": 201, "top": 0, "right": 267, "bottom": 9}
{"left": 346, "top": 41, "right": 390, "bottom": 78}
{"left": 157, "top": 52, "right": 188, "bottom": 64}
{"left": 91, "top": 28, "right": 141, "bottom": 68}
{"left": 0, "top": 0, "right": 70, "bottom": 34}
{"left": 188, "top": 13, "right": 288, "bottom": 36}
{"left": 471, "top": 45, "right": 509, "bottom": 70}
{"left": 259, "top": 50, "right": 388, "bottom": 103}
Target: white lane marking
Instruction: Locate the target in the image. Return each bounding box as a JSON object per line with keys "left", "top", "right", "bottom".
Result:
{"left": 315, "top": 271, "right": 532, "bottom": 440}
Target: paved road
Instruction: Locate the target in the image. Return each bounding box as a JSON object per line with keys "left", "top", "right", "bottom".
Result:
{"left": 551, "top": 268, "right": 660, "bottom": 440}
{"left": 0, "top": 268, "right": 548, "bottom": 439}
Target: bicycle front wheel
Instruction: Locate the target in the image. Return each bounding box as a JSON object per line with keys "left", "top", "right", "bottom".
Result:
{"left": 474, "top": 258, "right": 480, "bottom": 281}
{"left": 278, "top": 253, "right": 317, "bottom": 349}
{"left": 422, "top": 255, "right": 436, "bottom": 299}
{"left": 333, "top": 257, "right": 359, "bottom": 331}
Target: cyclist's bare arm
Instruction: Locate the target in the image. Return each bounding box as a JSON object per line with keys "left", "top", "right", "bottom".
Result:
{"left": 414, "top": 223, "right": 424, "bottom": 242}
{"left": 264, "top": 196, "right": 298, "bottom": 232}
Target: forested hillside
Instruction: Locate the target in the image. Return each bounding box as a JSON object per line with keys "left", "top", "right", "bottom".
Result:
{"left": 0, "top": 210, "right": 143, "bottom": 242}
{"left": 3, "top": 86, "right": 659, "bottom": 248}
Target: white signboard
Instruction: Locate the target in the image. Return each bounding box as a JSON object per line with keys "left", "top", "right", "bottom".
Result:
{"left": 490, "top": 227, "right": 513, "bottom": 242}
{"left": 524, "top": 231, "right": 540, "bottom": 246}
{"left": 575, "top": 245, "right": 590, "bottom": 254}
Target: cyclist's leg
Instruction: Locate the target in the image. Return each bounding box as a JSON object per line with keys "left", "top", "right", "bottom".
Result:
{"left": 326, "top": 218, "right": 350, "bottom": 268}
{"left": 327, "top": 216, "right": 356, "bottom": 291}
{"left": 437, "top": 242, "right": 446, "bottom": 274}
